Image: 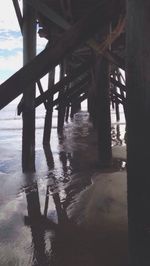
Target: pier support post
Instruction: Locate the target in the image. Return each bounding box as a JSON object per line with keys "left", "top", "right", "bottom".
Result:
{"left": 22, "top": 1, "right": 36, "bottom": 172}
{"left": 95, "top": 56, "right": 112, "bottom": 167}
{"left": 57, "top": 62, "right": 66, "bottom": 134}
{"left": 126, "top": 1, "right": 150, "bottom": 264}
{"left": 88, "top": 68, "right": 97, "bottom": 126}
{"left": 43, "top": 68, "right": 55, "bottom": 145}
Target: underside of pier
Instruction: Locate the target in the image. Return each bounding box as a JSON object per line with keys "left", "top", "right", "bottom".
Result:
{"left": 0, "top": 0, "right": 150, "bottom": 265}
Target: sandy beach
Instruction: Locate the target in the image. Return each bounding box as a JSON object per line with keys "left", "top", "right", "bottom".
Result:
{"left": 0, "top": 103, "right": 128, "bottom": 266}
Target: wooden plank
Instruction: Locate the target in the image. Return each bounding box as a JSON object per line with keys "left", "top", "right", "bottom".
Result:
{"left": 35, "top": 60, "right": 92, "bottom": 108}
{"left": 57, "top": 62, "right": 66, "bottom": 133}
{"left": 110, "top": 77, "right": 126, "bottom": 91}
{"left": 43, "top": 69, "right": 55, "bottom": 144}
{"left": 126, "top": 0, "right": 150, "bottom": 264}
{"left": 53, "top": 78, "right": 89, "bottom": 107}
{"left": 71, "top": 92, "right": 88, "bottom": 106}
{"left": 30, "top": 0, "right": 125, "bottom": 69}
{"left": 37, "top": 80, "right": 48, "bottom": 109}
{"left": 0, "top": 0, "right": 124, "bottom": 110}
{"left": 27, "top": 0, "right": 70, "bottom": 30}
{"left": 95, "top": 54, "right": 112, "bottom": 167}
{"left": 16, "top": 58, "right": 92, "bottom": 114}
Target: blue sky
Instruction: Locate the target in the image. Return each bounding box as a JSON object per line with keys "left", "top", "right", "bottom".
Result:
{"left": 0, "top": 0, "right": 47, "bottom": 85}
{"left": 0, "top": 1, "right": 22, "bottom": 83}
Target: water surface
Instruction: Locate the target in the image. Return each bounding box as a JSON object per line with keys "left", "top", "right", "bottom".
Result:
{"left": 0, "top": 103, "right": 127, "bottom": 266}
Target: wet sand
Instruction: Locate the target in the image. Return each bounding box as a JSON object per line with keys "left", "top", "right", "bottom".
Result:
{"left": 0, "top": 110, "right": 128, "bottom": 266}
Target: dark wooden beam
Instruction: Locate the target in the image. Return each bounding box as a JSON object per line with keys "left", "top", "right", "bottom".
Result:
{"left": 104, "top": 50, "right": 125, "bottom": 70}
{"left": 64, "top": 75, "right": 90, "bottom": 99}
{"left": 53, "top": 78, "right": 89, "bottom": 107}
{"left": 17, "top": 58, "right": 92, "bottom": 114}
{"left": 126, "top": 0, "right": 150, "bottom": 264}
{"left": 22, "top": 1, "right": 36, "bottom": 172}
{"left": 71, "top": 92, "right": 88, "bottom": 105}
{"left": 95, "top": 54, "right": 112, "bottom": 167}
{"left": 110, "top": 77, "right": 126, "bottom": 92}
{"left": 27, "top": 0, "right": 70, "bottom": 30}
{"left": 37, "top": 80, "right": 48, "bottom": 109}
{"left": 35, "top": 61, "right": 91, "bottom": 108}
{"left": 43, "top": 69, "right": 55, "bottom": 145}
{"left": 57, "top": 62, "right": 66, "bottom": 133}
{"left": 0, "top": 0, "right": 124, "bottom": 110}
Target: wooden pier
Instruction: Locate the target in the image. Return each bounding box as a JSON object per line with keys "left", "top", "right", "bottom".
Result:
{"left": 1, "top": 0, "right": 150, "bottom": 265}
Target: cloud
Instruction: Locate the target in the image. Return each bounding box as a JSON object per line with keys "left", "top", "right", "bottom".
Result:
{"left": 0, "top": 1, "right": 21, "bottom": 32}
{"left": 0, "top": 51, "right": 23, "bottom": 72}
{"left": 0, "top": 31, "right": 22, "bottom": 51}
{"left": 0, "top": 0, "right": 49, "bottom": 86}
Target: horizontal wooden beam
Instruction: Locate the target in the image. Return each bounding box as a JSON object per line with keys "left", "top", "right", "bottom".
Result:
{"left": 0, "top": 0, "right": 124, "bottom": 110}
{"left": 17, "top": 60, "right": 91, "bottom": 114}
{"left": 110, "top": 77, "right": 126, "bottom": 91}
{"left": 52, "top": 76, "right": 90, "bottom": 107}
{"left": 104, "top": 51, "right": 125, "bottom": 70}
{"left": 27, "top": 0, "right": 70, "bottom": 30}
{"left": 35, "top": 60, "right": 91, "bottom": 108}
{"left": 72, "top": 92, "right": 88, "bottom": 105}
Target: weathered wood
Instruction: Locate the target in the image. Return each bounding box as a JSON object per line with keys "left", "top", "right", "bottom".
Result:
{"left": 116, "top": 68, "right": 127, "bottom": 120}
{"left": 66, "top": 82, "right": 89, "bottom": 103}
{"left": 43, "top": 68, "right": 55, "bottom": 145}
{"left": 20, "top": 59, "right": 92, "bottom": 112}
{"left": 87, "top": 39, "right": 125, "bottom": 70}
{"left": 64, "top": 74, "right": 90, "bottom": 99}
{"left": 112, "top": 72, "right": 120, "bottom": 121}
{"left": 65, "top": 105, "right": 70, "bottom": 122}
{"left": 87, "top": 68, "right": 97, "bottom": 125}
{"left": 103, "top": 50, "right": 125, "bottom": 70}
{"left": 47, "top": 74, "right": 89, "bottom": 107}
{"left": 57, "top": 62, "right": 67, "bottom": 133}
{"left": 126, "top": 1, "right": 150, "bottom": 264}
{"left": 0, "top": 0, "right": 123, "bottom": 110}
{"left": 110, "top": 77, "right": 126, "bottom": 92}
{"left": 31, "top": 0, "right": 125, "bottom": 70}
{"left": 22, "top": 1, "right": 36, "bottom": 173}
{"left": 110, "top": 88, "right": 125, "bottom": 104}
{"left": 30, "top": 0, "right": 125, "bottom": 70}
{"left": 95, "top": 55, "right": 112, "bottom": 167}
{"left": 54, "top": 80, "right": 89, "bottom": 107}
{"left": 37, "top": 80, "right": 48, "bottom": 109}
{"left": 71, "top": 92, "right": 88, "bottom": 106}
{"left": 27, "top": 0, "right": 70, "bottom": 30}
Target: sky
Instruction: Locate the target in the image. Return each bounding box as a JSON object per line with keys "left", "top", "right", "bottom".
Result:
{"left": 0, "top": 1, "right": 85, "bottom": 110}
{"left": 0, "top": 0, "right": 48, "bottom": 85}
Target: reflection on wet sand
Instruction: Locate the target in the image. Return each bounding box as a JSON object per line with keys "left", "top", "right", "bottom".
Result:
{"left": 0, "top": 111, "right": 128, "bottom": 265}
{"left": 24, "top": 179, "right": 49, "bottom": 266}
{"left": 21, "top": 115, "right": 128, "bottom": 266}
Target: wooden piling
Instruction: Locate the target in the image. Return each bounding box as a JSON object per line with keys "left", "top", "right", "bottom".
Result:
{"left": 87, "top": 67, "right": 97, "bottom": 126}
{"left": 113, "top": 71, "right": 120, "bottom": 122}
{"left": 0, "top": 0, "right": 124, "bottom": 110}
{"left": 95, "top": 55, "right": 112, "bottom": 167}
{"left": 65, "top": 105, "right": 70, "bottom": 122}
{"left": 57, "top": 62, "right": 67, "bottom": 134}
{"left": 43, "top": 68, "right": 55, "bottom": 145}
{"left": 22, "top": 1, "right": 36, "bottom": 172}
{"left": 126, "top": 0, "right": 150, "bottom": 264}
